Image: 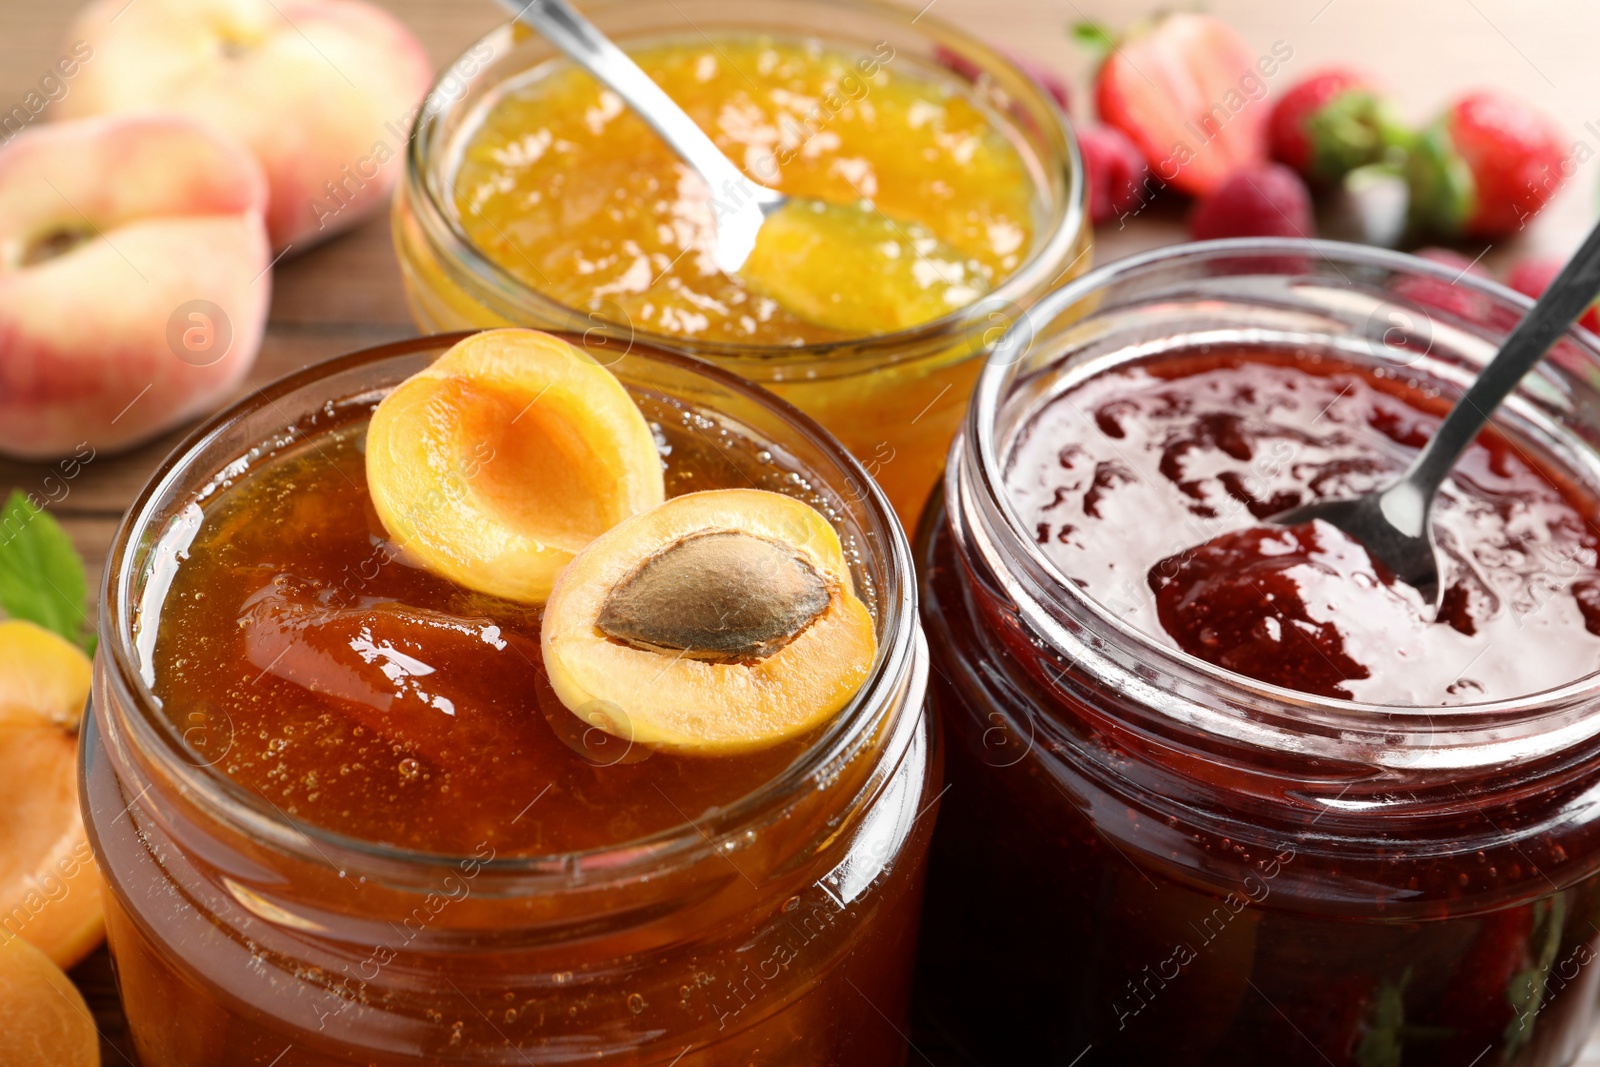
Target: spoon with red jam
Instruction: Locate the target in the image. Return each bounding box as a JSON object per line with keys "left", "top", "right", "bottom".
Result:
{"left": 1267, "top": 222, "right": 1600, "bottom": 606}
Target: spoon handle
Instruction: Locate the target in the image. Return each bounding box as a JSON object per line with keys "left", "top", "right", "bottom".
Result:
{"left": 1402, "top": 219, "right": 1600, "bottom": 496}
{"left": 495, "top": 0, "right": 770, "bottom": 207}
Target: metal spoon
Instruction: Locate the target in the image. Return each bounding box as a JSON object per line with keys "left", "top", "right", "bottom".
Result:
{"left": 495, "top": 0, "right": 784, "bottom": 274}
{"left": 1270, "top": 220, "right": 1600, "bottom": 605}
{"left": 493, "top": 0, "right": 993, "bottom": 332}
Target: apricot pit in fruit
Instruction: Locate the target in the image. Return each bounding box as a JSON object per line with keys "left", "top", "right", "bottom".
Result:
{"left": 543, "top": 489, "right": 878, "bottom": 754}
{"left": 365, "top": 329, "right": 665, "bottom": 603}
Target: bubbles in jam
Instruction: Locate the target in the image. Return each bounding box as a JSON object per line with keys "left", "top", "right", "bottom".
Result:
{"left": 1005, "top": 349, "right": 1600, "bottom": 704}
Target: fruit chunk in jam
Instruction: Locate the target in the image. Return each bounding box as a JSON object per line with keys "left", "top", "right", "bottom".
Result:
{"left": 146, "top": 401, "right": 832, "bottom": 856}
{"left": 1006, "top": 348, "right": 1600, "bottom": 703}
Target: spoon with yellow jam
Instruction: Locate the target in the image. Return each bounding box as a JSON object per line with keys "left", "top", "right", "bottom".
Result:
{"left": 495, "top": 0, "right": 992, "bottom": 334}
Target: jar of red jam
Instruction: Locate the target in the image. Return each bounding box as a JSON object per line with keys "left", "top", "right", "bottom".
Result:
{"left": 85, "top": 333, "right": 936, "bottom": 1065}
{"left": 917, "top": 240, "right": 1600, "bottom": 1066}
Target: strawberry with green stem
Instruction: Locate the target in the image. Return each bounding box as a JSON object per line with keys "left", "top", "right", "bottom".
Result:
{"left": 1268, "top": 68, "right": 1411, "bottom": 186}
{"left": 1409, "top": 90, "right": 1568, "bottom": 239}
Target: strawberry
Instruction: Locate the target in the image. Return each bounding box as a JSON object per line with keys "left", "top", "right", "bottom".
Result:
{"left": 1093, "top": 14, "right": 1275, "bottom": 198}
{"left": 1188, "top": 163, "right": 1314, "bottom": 241}
{"left": 1079, "top": 124, "right": 1149, "bottom": 225}
{"left": 934, "top": 44, "right": 1070, "bottom": 112}
{"left": 1507, "top": 257, "right": 1600, "bottom": 333}
{"left": 1268, "top": 69, "right": 1410, "bottom": 185}
{"left": 1408, "top": 91, "right": 1568, "bottom": 239}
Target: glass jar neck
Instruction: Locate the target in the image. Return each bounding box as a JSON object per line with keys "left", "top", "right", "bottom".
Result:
{"left": 947, "top": 239, "right": 1600, "bottom": 779}
{"left": 93, "top": 334, "right": 928, "bottom": 932}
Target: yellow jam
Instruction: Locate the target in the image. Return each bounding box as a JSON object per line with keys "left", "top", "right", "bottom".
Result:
{"left": 452, "top": 38, "right": 1038, "bottom": 345}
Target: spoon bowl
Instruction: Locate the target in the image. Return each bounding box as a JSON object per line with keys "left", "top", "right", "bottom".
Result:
{"left": 496, "top": 0, "right": 991, "bottom": 332}
{"left": 1266, "top": 221, "right": 1600, "bottom": 606}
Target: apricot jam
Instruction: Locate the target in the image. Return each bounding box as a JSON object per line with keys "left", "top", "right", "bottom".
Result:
{"left": 916, "top": 244, "right": 1600, "bottom": 1066}
{"left": 394, "top": 1, "right": 1088, "bottom": 527}
{"left": 454, "top": 38, "right": 1033, "bottom": 347}
{"left": 85, "top": 336, "right": 935, "bottom": 1066}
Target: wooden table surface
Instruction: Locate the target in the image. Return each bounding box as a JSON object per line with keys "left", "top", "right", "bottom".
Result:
{"left": 4, "top": 0, "right": 1600, "bottom": 1062}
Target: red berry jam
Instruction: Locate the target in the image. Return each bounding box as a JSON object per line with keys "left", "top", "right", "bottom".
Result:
{"left": 1006, "top": 349, "right": 1600, "bottom": 703}
{"left": 917, "top": 342, "right": 1600, "bottom": 1067}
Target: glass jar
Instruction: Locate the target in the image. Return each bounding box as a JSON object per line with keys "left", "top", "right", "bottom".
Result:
{"left": 916, "top": 240, "right": 1600, "bottom": 1066}
{"left": 85, "top": 333, "right": 937, "bottom": 1066}
{"left": 391, "top": 0, "right": 1088, "bottom": 528}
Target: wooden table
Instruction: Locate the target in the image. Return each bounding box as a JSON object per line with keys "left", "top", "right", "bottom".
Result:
{"left": 4, "top": 0, "right": 1600, "bottom": 1062}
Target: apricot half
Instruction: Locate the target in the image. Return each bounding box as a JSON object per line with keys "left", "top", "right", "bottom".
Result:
{"left": 0, "top": 621, "right": 104, "bottom": 970}
{"left": 0, "top": 932, "right": 100, "bottom": 1067}
{"left": 365, "top": 329, "right": 665, "bottom": 603}
{"left": 542, "top": 489, "right": 878, "bottom": 754}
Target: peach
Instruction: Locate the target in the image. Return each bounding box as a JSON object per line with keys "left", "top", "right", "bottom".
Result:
{"left": 0, "top": 115, "right": 270, "bottom": 460}
{"left": 60, "top": 0, "right": 434, "bottom": 250}
{"left": 0, "top": 621, "right": 104, "bottom": 970}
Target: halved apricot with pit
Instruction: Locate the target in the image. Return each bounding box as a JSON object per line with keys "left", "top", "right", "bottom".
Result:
{"left": 542, "top": 489, "right": 878, "bottom": 754}
{"left": 0, "top": 932, "right": 100, "bottom": 1067}
{"left": 365, "top": 329, "right": 665, "bottom": 603}
{"left": 0, "top": 620, "right": 104, "bottom": 970}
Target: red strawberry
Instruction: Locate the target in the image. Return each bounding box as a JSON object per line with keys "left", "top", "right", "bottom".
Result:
{"left": 934, "top": 44, "right": 1070, "bottom": 112}
{"left": 1409, "top": 91, "right": 1568, "bottom": 238}
{"left": 1079, "top": 124, "right": 1149, "bottom": 225}
{"left": 1094, "top": 14, "right": 1274, "bottom": 198}
{"left": 1507, "top": 257, "right": 1600, "bottom": 333}
{"left": 1268, "top": 68, "right": 1410, "bottom": 185}
{"left": 1188, "top": 163, "right": 1314, "bottom": 240}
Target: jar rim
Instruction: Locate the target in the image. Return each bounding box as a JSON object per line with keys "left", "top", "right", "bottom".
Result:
{"left": 402, "top": 0, "right": 1086, "bottom": 371}
{"left": 961, "top": 238, "right": 1600, "bottom": 758}
{"left": 99, "top": 331, "right": 923, "bottom": 885}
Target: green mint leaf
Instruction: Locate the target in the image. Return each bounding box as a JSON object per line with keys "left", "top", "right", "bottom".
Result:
{"left": 0, "top": 490, "right": 93, "bottom": 653}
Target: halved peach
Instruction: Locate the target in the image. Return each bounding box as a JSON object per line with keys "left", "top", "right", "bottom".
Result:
{"left": 0, "top": 621, "right": 104, "bottom": 970}
{"left": 365, "top": 329, "right": 665, "bottom": 603}
{"left": 542, "top": 489, "right": 878, "bottom": 754}
{"left": 0, "top": 932, "right": 100, "bottom": 1067}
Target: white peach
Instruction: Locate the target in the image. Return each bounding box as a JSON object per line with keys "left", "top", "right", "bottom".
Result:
{"left": 0, "top": 115, "right": 270, "bottom": 460}
{"left": 60, "top": 0, "right": 434, "bottom": 251}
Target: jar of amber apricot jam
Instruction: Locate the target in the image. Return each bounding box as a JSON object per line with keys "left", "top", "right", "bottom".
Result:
{"left": 84, "top": 333, "right": 935, "bottom": 1066}
{"left": 392, "top": 0, "right": 1087, "bottom": 527}
{"left": 918, "top": 240, "right": 1600, "bottom": 1066}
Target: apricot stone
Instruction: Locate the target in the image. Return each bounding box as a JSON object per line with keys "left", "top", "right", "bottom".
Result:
{"left": 365, "top": 329, "right": 665, "bottom": 603}
{"left": 543, "top": 489, "right": 878, "bottom": 753}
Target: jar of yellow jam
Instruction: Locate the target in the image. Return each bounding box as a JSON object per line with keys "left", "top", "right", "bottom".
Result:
{"left": 394, "top": 0, "right": 1087, "bottom": 525}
